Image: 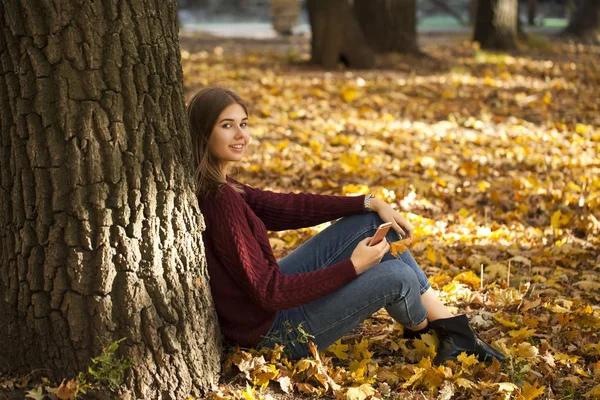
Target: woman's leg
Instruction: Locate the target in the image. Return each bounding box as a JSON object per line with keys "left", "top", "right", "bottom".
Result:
{"left": 264, "top": 258, "right": 429, "bottom": 359}
{"left": 260, "top": 213, "right": 428, "bottom": 358}
{"left": 386, "top": 249, "right": 454, "bottom": 322}
{"left": 421, "top": 288, "right": 455, "bottom": 320}
{"left": 263, "top": 212, "right": 503, "bottom": 364}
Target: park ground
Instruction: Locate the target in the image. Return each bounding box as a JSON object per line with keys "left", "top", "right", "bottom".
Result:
{"left": 179, "top": 30, "right": 600, "bottom": 400}
{"left": 1, "top": 29, "right": 599, "bottom": 400}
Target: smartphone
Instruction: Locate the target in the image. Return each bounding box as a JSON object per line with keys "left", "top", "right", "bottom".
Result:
{"left": 369, "top": 222, "right": 392, "bottom": 246}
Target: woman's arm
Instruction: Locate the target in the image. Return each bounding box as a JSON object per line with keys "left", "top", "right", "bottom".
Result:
{"left": 230, "top": 177, "right": 368, "bottom": 231}
{"left": 211, "top": 188, "right": 358, "bottom": 311}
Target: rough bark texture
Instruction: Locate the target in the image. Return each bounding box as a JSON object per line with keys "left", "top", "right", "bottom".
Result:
{"left": 0, "top": 0, "right": 222, "bottom": 398}
{"left": 473, "top": 0, "right": 519, "bottom": 50}
{"left": 307, "top": 0, "right": 375, "bottom": 69}
{"left": 353, "top": 0, "right": 419, "bottom": 54}
{"left": 563, "top": 0, "right": 600, "bottom": 43}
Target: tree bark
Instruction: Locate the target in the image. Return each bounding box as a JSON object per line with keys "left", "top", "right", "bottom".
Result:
{"left": 563, "top": 0, "right": 600, "bottom": 43}
{"left": 0, "top": 0, "right": 221, "bottom": 398}
{"left": 473, "top": 0, "right": 519, "bottom": 50}
{"left": 353, "top": 0, "right": 419, "bottom": 54}
{"left": 307, "top": 0, "right": 375, "bottom": 69}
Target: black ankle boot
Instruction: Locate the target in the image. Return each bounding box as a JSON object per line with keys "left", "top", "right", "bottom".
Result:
{"left": 429, "top": 314, "right": 505, "bottom": 366}
{"left": 403, "top": 324, "right": 430, "bottom": 340}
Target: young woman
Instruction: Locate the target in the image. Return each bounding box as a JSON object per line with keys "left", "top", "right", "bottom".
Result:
{"left": 189, "top": 86, "right": 504, "bottom": 365}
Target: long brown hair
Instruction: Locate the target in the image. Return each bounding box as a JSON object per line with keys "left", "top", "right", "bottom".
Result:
{"left": 187, "top": 86, "right": 248, "bottom": 198}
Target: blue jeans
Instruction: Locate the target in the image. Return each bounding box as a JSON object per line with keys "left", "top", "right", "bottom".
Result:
{"left": 258, "top": 213, "right": 431, "bottom": 359}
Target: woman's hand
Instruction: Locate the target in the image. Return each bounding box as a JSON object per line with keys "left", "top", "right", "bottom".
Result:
{"left": 370, "top": 198, "right": 413, "bottom": 239}
{"left": 350, "top": 237, "right": 390, "bottom": 275}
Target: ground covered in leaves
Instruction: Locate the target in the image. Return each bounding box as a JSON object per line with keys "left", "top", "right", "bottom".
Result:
{"left": 180, "top": 33, "right": 600, "bottom": 400}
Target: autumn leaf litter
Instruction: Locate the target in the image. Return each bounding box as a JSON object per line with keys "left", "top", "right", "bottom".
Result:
{"left": 180, "top": 36, "right": 600, "bottom": 400}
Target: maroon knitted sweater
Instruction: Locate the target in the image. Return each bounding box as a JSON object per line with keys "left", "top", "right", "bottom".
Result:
{"left": 198, "top": 177, "right": 368, "bottom": 347}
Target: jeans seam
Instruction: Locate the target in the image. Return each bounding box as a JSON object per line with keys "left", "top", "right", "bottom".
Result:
{"left": 393, "top": 290, "right": 428, "bottom": 328}
{"left": 419, "top": 282, "right": 432, "bottom": 295}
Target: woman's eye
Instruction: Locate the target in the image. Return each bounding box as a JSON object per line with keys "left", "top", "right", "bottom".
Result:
{"left": 240, "top": 122, "right": 248, "bottom": 128}
{"left": 222, "top": 123, "right": 232, "bottom": 128}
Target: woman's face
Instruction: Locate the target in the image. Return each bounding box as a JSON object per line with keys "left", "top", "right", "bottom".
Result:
{"left": 208, "top": 103, "right": 249, "bottom": 171}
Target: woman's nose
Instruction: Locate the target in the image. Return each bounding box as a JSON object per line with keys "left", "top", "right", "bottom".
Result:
{"left": 235, "top": 126, "right": 248, "bottom": 137}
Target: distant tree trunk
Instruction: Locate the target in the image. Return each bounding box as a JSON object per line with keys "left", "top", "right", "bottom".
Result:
{"left": 563, "top": 0, "right": 600, "bottom": 43}
{"left": 0, "top": 1, "right": 221, "bottom": 398}
{"left": 271, "top": 0, "right": 301, "bottom": 36}
{"left": 528, "top": 0, "right": 538, "bottom": 25}
{"left": 473, "top": 0, "right": 519, "bottom": 50}
{"left": 307, "top": 0, "right": 375, "bottom": 68}
{"left": 353, "top": 0, "right": 419, "bottom": 53}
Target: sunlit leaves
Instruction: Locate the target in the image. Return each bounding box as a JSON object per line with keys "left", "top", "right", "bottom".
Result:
{"left": 521, "top": 381, "right": 546, "bottom": 400}
{"left": 179, "top": 36, "right": 600, "bottom": 400}
{"left": 326, "top": 340, "right": 349, "bottom": 360}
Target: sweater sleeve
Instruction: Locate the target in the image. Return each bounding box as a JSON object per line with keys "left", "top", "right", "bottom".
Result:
{"left": 229, "top": 177, "right": 368, "bottom": 231}
{"left": 212, "top": 188, "right": 358, "bottom": 312}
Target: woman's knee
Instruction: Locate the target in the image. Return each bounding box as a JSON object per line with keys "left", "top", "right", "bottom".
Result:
{"left": 332, "top": 212, "right": 383, "bottom": 239}
{"left": 368, "top": 260, "right": 422, "bottom": 296}
{"left": 355, "top": 212, "right": 384, "bottom": 231}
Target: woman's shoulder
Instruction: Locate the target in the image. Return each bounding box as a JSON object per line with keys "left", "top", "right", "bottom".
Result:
{"left": 201, "top": 184, "right": 242, "bottom": 205}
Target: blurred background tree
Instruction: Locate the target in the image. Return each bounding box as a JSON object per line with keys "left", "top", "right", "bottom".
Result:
{"left": 177, "top": 0, "right": 580, "bottom": 67}
{"left": 353, "top": 0, "right": 419, "bottom": 54}
{"left": 473, "top": 0, "right": 520, "bottom": 49}
{"left": 562, "top": 0, "right": 600, "bottom": 43}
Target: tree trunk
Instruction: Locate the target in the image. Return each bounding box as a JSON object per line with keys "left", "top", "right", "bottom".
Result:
{"left": 353, "top": 0, "right": 419, "bottom": 53}
{"left": 0, "top": 1, "right": 221, "bottom": 398}
{"left": 563, "top": 0, "right": 600, "bottom": 43}
{"left": 473, "top": 0, "right": 519, "bottom": 50}
{"left": 528, "top": 0, "right": 538, "bottom": 25}
{"left": 271, "top": 0, "right": 301, "bottom": 36}
{"left": 307, "top": 0, "right": 375, "bottom": 69}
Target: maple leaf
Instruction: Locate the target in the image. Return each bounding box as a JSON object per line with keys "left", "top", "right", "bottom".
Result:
{"left": 327, "top": 339, "right": 349, "bottom": 360}
{"left": 352, "top": 339, "right": 371, "bottom": 361}
{"left": 508, "top": 327, "right": 536, "bottom": 342}
{"left": 390, "top": 238, "right": 412, "bottom": 257}
{"left": 349, "top": 359, "right": 370, "bottom": 382}
{"left": 457, "top": 353, "right": 479, "bottom": 369}
{"left": 414, "top": 333, "right": 438, "bottom": 359}
{"left": 345, "top": 383, "right": 376, "bottom": 400}
{"left": 401, "top": 366, "right": 426, "bottom": 389}
{"left": 521, "top": 381, "right": 546, "bottom": 400}
{"left": 250, "top": 364, "right": 278, "bottom": 388}
{"left": 453, "top": 270, "right": 481, "bottom": 288}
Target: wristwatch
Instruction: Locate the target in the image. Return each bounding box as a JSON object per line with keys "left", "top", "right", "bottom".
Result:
{"left": 364, "top": 194, "right": 375, "bottom": 212}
